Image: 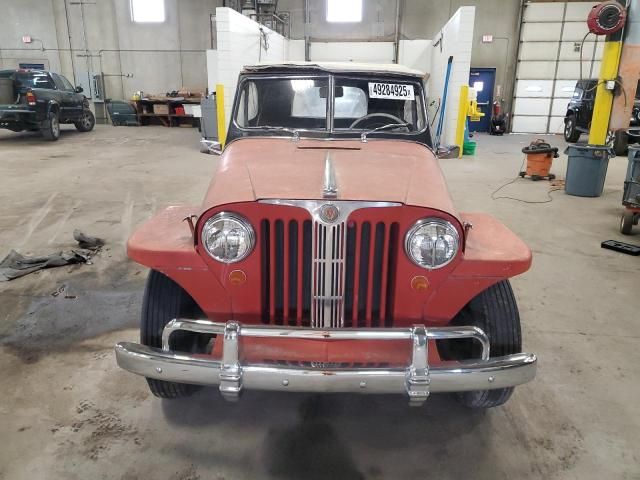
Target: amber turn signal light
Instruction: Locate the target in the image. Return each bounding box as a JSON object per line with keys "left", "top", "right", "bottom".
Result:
{"left": 228, "top": 270, "right": 247, "bottom": 286}
{"left": 411, "top": 275, "right": 429, "bottom": 292}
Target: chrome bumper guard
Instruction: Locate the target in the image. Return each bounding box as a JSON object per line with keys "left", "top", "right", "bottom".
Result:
{"left": 115, "top": 319, "right": 537, "bottom": 406}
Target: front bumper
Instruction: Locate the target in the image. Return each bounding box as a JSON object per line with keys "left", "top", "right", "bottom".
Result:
{"left": 115, "top": 319, "right": 537, "bottom": 405}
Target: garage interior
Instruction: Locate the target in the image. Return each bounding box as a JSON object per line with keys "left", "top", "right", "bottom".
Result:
{"left": 0, "top": 1, "right": 638, "bottom": 479}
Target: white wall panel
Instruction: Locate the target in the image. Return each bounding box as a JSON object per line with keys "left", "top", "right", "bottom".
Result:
{"left": 562, "top": 22, "right": 590, "bottom": 41}
{"left": 565, "top": 2, "right": 597, "bottom": 21}
{"left": 512, "top": 116, "right": 549, "bottom": 133}
{"left": 428, "top": 7, "right": 475, "bottom": 145}
{"left": 514, "top": 98, "right": 551, "bottom": 116}
{"left": 559, "top": 41, "right": 595, "bottom": 61}
{"left": 548, "top": 116, "right": 566, "bottom": 134}
{"left": 552, "top": 97, "right": 570, "bottom": 116}
{"left": 215, "top": 8, "right": 287, "bottom": 123}
{"left": 398, "top": 39, "right": 432, "bottom": 74}
{"left": 519, "top": 42, "right": 560, "bottom": 61}
{"left": 309, "top": 42, "right": 395, "bottom": 63}
{"left": 287, "top": 39, "right": 306, "bottom": 61}
{"left": 515, "top": 80, "right": 554, "bottom": 98}
{"left": 523, "top": 3, "right": 565, "bottom": 22}
{"left": 554, "top": 80, "right": 579, "bottom": 97}
{"left": 518, "top": 61, "right": 557, "bottom": 80}
{"left": 556, "top": 61, "right": 590, "bottom": 79}
{"left": 521, "top": 22, "right": 562, "bottom": 41}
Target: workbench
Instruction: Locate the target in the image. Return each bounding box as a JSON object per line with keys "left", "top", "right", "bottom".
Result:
{"left": 133, "top": 98, "right": 201, "bottom": 128}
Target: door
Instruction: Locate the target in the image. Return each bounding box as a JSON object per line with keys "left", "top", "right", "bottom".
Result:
{"left": 51, "top": 73, "right": 82, "bottom": 120}
{"left": 469, "top": 68, "right": 496, "bottom": 133}
{"left": 579, "top": 81, "right": 596, "bottom": 130}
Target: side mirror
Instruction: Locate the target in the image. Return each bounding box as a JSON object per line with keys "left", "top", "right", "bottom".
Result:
{"left": 75, "top": 86, "right": 84, "bottom": 93}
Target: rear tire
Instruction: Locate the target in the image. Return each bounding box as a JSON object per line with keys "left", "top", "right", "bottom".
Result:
{"left": 437, "top": 280, "right": 522, "bottom": 409}
{"left": 74, "top": 110, "right": 95, "bottom": 132}
{"left": 41, "top": 111, "right": 60, "bottom": 141}
{"left": 613, "top": 130, "right": 628, "bottom": 156}
{"left": 564, "top": 116, "right": 581, "bottom": 143}
{"left": 141, "top": 270, "right": 209, "bottom": 399}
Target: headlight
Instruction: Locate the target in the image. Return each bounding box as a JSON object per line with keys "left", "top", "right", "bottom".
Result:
{"left": 405, "top": 218, "right": 459, "bottom": 269}
{"left": 201, "top": 212, "right": 255, "bottom": 263}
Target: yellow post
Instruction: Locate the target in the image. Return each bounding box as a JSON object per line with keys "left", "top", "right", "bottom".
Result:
{"left": 455, "top": 85, "right": 469, "bottom": 158}
{"left": 588, "top": 40, "right": 623, "bottom": 145}
{"left": 215, "top": 83, "right": 226, "bottom": 147}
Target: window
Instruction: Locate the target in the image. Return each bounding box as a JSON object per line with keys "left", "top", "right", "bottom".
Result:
{"left": 60, "top": 75, "right": 75, "bottom": 91}
{"left": 15, "top": 72, "right": 55, "bottom": 90}
{"left": 51, "top": 73, "right": 74, "bottom": 92}
{"left": 130, "top": 0, "right": 165, "bottom": 23}
{"left": 326, "top": 0, "right": 362, "bottom": 23}
{"left": 333, "top": 78, "right": 425, "bottom": 132}
{"left": 235, "top": 77, "right": 329, "bottom": 130}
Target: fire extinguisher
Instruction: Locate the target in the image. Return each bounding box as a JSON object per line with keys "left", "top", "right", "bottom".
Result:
{"left": 490, "top": 100, "right": 507, "bottom": 136}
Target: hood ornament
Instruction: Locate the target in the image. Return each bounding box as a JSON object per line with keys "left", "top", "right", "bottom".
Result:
{"left": 322, "top": 152, "right": 338, "bottom": 199}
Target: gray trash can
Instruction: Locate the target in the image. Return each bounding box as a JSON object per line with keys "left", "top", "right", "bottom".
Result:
{"left": 626, "top": 145, "right": 640, "bottom": 182}
{"left": 564, "top": 145, "right": 614, "bottom": 197}
{"left": 623, "top": 145, "right": 640, "bottom": 207}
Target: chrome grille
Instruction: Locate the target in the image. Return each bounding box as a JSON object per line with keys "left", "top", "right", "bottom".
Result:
{"left": 259, "top": 200, "right": 401, "bottom": 328}
{"left": 312, "top": 221, "right": 347, "bottom": 328}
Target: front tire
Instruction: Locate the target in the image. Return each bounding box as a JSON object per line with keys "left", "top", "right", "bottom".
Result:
{"left": 41, "top": 111, "right": 60, "bottom": 141}
{"left": 564, "top": 116, "right": 581, "bottom": 143}
{"left": 438, "top": 280, "right": 522, "bottom": 409}
{"left": 141, "top": 270, "right": 209, "bottom": 398}
{"left": 74, "top": 110, "right": 95, "bottom": 132}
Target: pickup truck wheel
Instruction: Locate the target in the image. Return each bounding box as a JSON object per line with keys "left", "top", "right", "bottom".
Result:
{"left": 141, "top": 270, "right": 210, "bottom": 399}
{"left": 41, "top": 111, "right": 60, "bottom": 141}
{"left": 564, "top": 116, "right": 581, "bottom": 143}
{"left": 437, "top": 280, "right": 522, "bottom": 409}
{"left": 74, "top": 110, "right": 95, "bottom": 132}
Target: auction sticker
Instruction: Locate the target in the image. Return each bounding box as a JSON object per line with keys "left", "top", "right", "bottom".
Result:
{"left": 368, "top": 83, "right": 414, "bottom": 100}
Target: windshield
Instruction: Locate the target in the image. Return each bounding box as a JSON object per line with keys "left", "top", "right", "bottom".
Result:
{"left": 233, "top": 74, "right": 426, "bottom": 135}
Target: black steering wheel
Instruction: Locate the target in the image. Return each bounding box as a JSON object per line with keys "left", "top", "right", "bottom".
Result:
{"left": 349, "top": 113, "right": 409, "bottom": 131}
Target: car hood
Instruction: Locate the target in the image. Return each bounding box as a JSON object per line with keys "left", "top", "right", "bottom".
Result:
{"left": 201, "top": 137, "right": 458, "bottom": 218}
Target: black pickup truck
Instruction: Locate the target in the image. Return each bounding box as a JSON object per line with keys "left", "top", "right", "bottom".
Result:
{"left": 564, "top": 79, "right": 640, "bottom": 153}
{"left": 0, "top": 69, "right": 95, "bottom": 141}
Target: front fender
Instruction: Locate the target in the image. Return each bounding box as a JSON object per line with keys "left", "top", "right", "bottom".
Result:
{"left": 422, "top": 213, "right": 532, "bottom": 323}
{"left": 127, "top": 206, "right": 232, "bottom": 320}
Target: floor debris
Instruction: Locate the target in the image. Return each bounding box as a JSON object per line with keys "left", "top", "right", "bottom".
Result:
{"left": 0, "top": 231, "right": 104, "bottom": 281}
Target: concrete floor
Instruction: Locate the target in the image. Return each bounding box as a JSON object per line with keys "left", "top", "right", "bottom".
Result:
{"left": 0, "top": 124, "right": 638, "bottom": 480}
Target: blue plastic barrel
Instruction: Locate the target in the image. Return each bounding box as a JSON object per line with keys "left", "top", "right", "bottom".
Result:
{"left": 564, "top": 145, "right": 613, "bottom": 197}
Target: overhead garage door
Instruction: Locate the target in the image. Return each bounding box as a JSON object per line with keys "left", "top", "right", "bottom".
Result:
{"left": 512, "top": 2, "right": 604, "bottom": 134}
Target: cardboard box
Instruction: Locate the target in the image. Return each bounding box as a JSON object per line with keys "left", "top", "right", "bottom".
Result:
{"left": 153, "top": 104, "right": 169, "bottom": 115}
{"left": 184, "top": 105, "right": 202, "bottom": 117}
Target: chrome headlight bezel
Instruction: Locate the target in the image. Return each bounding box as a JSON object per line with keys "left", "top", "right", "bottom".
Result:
{"left": 200, "top": 212, "right": 255, "bottom": 264}
{"left": 404, "top": 218, "right": 460, "bottom": 270}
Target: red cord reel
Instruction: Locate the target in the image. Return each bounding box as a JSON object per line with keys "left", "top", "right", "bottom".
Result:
{"left": 587, "top": 1, "right": 627, "bottom": 35}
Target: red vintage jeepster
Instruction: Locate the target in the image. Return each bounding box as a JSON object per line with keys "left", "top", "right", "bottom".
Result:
{"left": 115, "top": 63, "right": 536, "bottom": 408}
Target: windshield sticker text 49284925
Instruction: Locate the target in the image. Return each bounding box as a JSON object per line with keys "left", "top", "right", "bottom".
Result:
{"left": 368, "top": 83, "right": 415, "bottom": 100}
